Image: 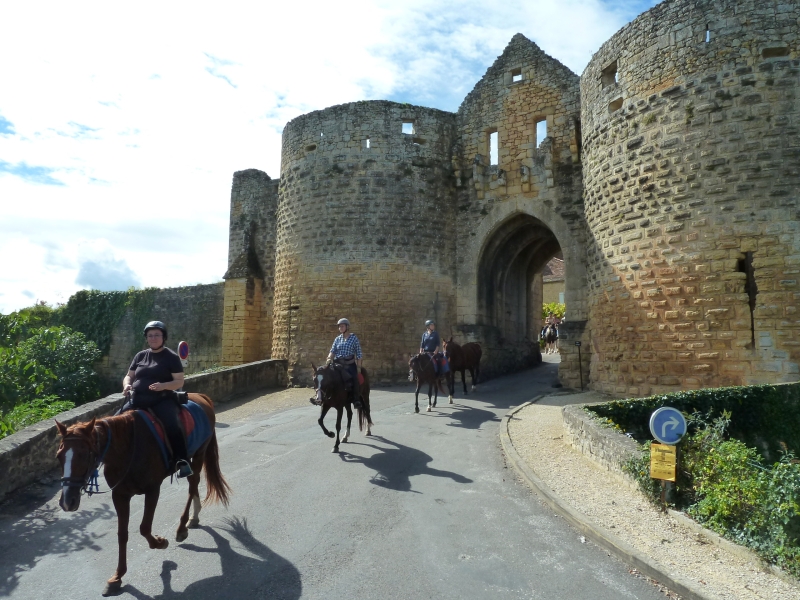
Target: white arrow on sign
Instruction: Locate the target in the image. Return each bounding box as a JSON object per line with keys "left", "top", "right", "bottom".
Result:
{"left": 662, "top": 416, "right": 681, "bottom": 438}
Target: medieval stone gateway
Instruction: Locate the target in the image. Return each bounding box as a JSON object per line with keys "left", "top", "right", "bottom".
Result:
{"left": 220, "top": 0, "right": 800, "bottom": 393}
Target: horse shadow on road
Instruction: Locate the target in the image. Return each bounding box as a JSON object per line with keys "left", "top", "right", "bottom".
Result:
{"left": 432, "top": 404, "right": 499, "bottom": 430}
{"left": 0, "top": 492, "right": 116, "bottom": 597}
{"left": 122, "top": 516, "right": 301, "bottom": 599}
{"left": 339, "top": 436, "right": 472, "bottom": 493}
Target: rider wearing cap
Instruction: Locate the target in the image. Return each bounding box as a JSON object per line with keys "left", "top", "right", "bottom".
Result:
{"left": 326, "top": 318, "right": 363, "bottom": 409}
{"left": 419, "top": 319, "right": 441, "bottom": 373}
{"left": 122, "top": 321, "right": 192, "bottom": 478}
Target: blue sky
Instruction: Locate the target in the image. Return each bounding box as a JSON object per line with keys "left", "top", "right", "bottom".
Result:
{"left": 0, "top": 0, "right": 660, "bottom": 314}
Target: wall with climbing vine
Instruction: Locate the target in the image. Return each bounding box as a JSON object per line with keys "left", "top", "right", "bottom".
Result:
{"left": 59, "top": 284, "right": 225, "bottom": 393}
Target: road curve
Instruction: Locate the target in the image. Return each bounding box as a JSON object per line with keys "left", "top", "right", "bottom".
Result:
{"left": 0, "top": 361, "right": 669, "bottom": 599}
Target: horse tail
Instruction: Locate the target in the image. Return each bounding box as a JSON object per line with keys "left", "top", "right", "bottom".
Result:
{"left": 203, "top": 432, "right": 231, "bottom": 507}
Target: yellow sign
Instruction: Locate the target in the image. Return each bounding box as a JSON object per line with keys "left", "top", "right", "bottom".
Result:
{"left": 650, "top": 443, "right": 677, "bottom": 482}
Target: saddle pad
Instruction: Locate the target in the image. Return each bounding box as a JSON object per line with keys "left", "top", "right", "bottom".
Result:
{"left": 136, "top": 400, "right": 212, "bottom": 470}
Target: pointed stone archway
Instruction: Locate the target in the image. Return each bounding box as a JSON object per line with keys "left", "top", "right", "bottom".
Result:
{"left": 457, "top": 199, "right": 588, "bottom": 386}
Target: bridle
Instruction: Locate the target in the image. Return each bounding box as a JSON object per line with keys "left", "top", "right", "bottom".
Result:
{"left": 314, "top": 365, "right": 341, "bottom": 404}
{"left": 60, "top": 420, "right": 132, "bottom": 496}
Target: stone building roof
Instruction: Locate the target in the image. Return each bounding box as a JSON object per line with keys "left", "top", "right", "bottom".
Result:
{"left": 542, "top": 258, "right": 564, "bottom": 283}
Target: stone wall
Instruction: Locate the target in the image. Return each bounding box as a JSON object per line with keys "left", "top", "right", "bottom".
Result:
{"left": 0, "top": 359, "right": 287, "bottom": 501}
{"left": 562, "top": 403, "right": 642, "bottom": 480}
{"left": 453, "top": 34, "right": 590, "bottom": 386}
{"left": 581, "top": 0, "right": 800, "bottom": 396}
{"left": 272, "top": 101, "right": 459, "bottom": 384}
{"left": 223, "top": 169, "right": 280, "bottom": 364}
{"left": 96, "top": 283, "right": 225, "bottom": 390}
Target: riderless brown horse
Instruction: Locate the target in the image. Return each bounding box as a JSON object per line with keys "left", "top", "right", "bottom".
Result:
{"left": 408, "top": 353, "right": 451, "bottom": 413}
{"left": 442, "top": 338, "right": 482, "bottom": 401}
{"left": 56, "top": 393, "right": 230, "bottom": 596}
{"left": 311, "top": 362, "right": 373, "bottom": 452}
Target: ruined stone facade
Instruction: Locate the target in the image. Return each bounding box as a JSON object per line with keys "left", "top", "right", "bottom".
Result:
{"left": 223, "top": 0, "right": 800, "bottom": 392}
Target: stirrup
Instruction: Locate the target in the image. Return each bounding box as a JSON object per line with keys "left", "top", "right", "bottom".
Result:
{"left": 176, "top": 460, "right": 193, "bottom": 479}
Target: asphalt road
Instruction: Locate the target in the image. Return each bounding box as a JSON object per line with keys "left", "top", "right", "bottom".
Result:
{"left": 0, "top": 360, "right": 670, "bottom": 600}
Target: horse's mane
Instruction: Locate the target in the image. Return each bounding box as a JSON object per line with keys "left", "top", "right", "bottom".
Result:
{"left": 97, "top": 412, "right": 136, "bottom": 441}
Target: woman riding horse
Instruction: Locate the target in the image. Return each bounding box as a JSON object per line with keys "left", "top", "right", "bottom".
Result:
{"left": 121, "top": 320, "right": 192, "bottom": 478}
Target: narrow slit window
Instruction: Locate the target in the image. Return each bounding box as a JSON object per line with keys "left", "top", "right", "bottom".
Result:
{"left": 489, "top": 130, "right": 498, "bottom": 166}
{"left": 412, "top": 137, "right": 425, "bottom": 146}
{"left": 705, "top": 25, "right": 710, "bottom": 43}
{"left": 363, "top": 137, "right": 370, "bottom": 149}
{"left": 402, "top": 121, "right": 415, "bottom": 134}
{"left": 511, "top": 68, "right": 523, "bottom": 83}
{"left": 601, "top": 61, "right": 618, "bottom": 88}
{"left": 608, "top": 97, "right": 623, "bottom": 113}
{"left": 762, "top": 47, "right": 790, "bottom": 59}
{"left": 737, "top": 252, "right": 758, "bottom": 348}
{"left": 536, "top": 119, "right": 547, "bottom": 147}
{"left": 306, "top": 144, "right": 317, "bottom": 152}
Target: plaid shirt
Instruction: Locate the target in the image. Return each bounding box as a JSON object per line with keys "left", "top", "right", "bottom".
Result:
{"left": 330, "top": 333, "right": 363, "bottom": 359}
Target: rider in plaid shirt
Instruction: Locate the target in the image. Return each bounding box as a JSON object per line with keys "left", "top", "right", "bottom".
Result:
{"left": 327, "top": 318, "right": 363, "bottom": 408}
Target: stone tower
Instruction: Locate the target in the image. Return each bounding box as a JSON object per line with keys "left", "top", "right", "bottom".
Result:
{"left": 582, "top": 0, "right": 800, "bottom": 395}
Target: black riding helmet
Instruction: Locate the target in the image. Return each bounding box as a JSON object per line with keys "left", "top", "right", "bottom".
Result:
{"left": 143, "top": 320, "right": 168, "bottom": 342}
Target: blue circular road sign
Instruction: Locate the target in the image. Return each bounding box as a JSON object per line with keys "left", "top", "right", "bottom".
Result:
{"left": 649, "top": 407, "right": 687, "bottom": 445}
{"left": 178, "top": 341, "right": 190, "bottom": 360}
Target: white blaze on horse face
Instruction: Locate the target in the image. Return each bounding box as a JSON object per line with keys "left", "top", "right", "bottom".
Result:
{"left": 63, "top": 448, "right": 74, "bottom": 478}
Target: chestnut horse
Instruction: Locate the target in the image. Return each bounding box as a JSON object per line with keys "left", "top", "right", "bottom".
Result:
{"left": 408, "top": 353, "right": 451, "bottom": 413}
{"left": 311, "top": 363, "right": 373, "bottom": 452}
{"left": 442, "top": 338, "right": 482, "bottom": 401}
{"left": 56, "top": 393, "right": 230, "bottom": 596}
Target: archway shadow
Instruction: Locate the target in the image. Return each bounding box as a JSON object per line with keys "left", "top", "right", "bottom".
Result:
{"left": 339, "top": 436, "right": 472, "bottom": 492}
{"left": 122, "top": 516, "right": 301, "bottom": 599}
{"left": 0, "top": 488, "right": 116, "bottom": 597}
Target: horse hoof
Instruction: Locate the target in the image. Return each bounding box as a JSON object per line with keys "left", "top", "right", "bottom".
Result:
{"left": 326, "top": 432, "right": 335, "bottom": 438}
{"left": 365, "top": 430, "right": 372, "bottom": 436}
{"left": 187, "top": 518, "right": 200, "bottom": 529}
{"left": 102, "top": 581, "right": 123, "bottom": 597}
{"left": 415, "top": 407, "right": 419, "bottom": 413}
{"left": 426, "top": 406, "right": 432, "bottom": 412}
{"left": 176, "top": 528, "right": 188, "bottom": 543}
{"left": 332, "top": 447, "right": 340, "bottom": 453}
{"left": 449, "top": 398, "right": 454, "bottom": 404}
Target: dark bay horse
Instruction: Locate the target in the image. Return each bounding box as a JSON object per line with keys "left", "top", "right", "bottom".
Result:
{"left": 56, "top": 393, "right": 230, "bottom": 596}
{"left": 311, "top": 363, "right": 373, "bottom": 452}
{"left": 543, "top": 324, "right": 558, "bottom": 354}
{"left": 442, "top": 338, "right": 482, "bottom": 400}
{"left": 408, "top": 353, "right": 451, "bottom": 413}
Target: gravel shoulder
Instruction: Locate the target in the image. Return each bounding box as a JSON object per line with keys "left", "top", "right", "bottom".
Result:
{"left": 506, "top": 393, "right": 800, "bottom": 600}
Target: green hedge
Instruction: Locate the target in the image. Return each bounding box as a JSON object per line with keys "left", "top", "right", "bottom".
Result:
{"left": 588, "top": 383, "right": 800, "bottom": 460}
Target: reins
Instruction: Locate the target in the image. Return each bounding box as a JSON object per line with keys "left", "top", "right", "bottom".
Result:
{"left": 60, "top": 417, "right": 137, "bottom": 496}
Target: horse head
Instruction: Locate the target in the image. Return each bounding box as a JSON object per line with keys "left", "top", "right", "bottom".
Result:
{"left": 56, "top": 418, "right": 98, "bottom": 512}
{"left": 311, "top": 362, "right": 342, "bottom": 405}
{"left": 442, "top": 337, "right": 459, "bottom": 361}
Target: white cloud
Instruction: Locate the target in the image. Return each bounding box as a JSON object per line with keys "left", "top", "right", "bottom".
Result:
{"left": 0, "top": 0, "right": 660, "bottom": 314}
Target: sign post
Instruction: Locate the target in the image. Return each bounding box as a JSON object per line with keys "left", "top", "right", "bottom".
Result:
{"left": 178, "top": 341, "right": 190, "bottom": 369}
{"left": 648, "top": 406, "right": 687, "bottom": 507}
{"left": 574, "top": 341, "right": 582, "bottom": 390}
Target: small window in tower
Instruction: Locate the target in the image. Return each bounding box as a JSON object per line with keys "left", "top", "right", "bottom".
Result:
{"left": 320, "top": 132, "right": 324, "bottom": 138}
{"left": 306, "top": 144, "right": 317, "bottom": 152}
{"left": 762, "top": 46, "right": 790, "bottom": 59}
{"left": 705, "top": 25, "right": 710, "bottom": 43}
{"left": 608, "top": 97, "right": 623, "bottom": 113}
{"left": 402, "top": 121, "right": 415, "bottom": 134}
{"left": 601, "top": 60, "right": 618, "bottom": 88}
{"left": 363, "top": 137, "right": 370, "bottom": 149}
{"left": 489, "top": 130, "right": 498, "bottom": 166}
{"left": 511, "top": 68, "right": 523, "bottom": 83}
{"left": 413, "top": 137, "right": 426, "bottom": 146}
{"left": 535, "top": 118, "right": 547, "bottom": 147}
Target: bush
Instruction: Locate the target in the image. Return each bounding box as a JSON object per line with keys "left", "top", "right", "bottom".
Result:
{"left": 587, "top": 383, "right": 800, "bottom": 460}
{"left": 541, "top": 302, "right": 565, "bottom": 320}
{"left": 0, "top": 396, "right": 75, "bottom": 440}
